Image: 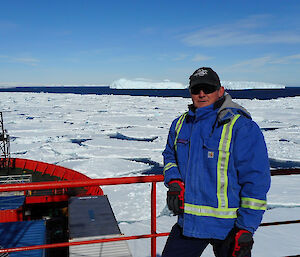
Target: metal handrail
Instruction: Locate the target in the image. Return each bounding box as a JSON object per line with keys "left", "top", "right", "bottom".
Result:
{"left": 0, "top": 169, "right": 300, "bottom": 256}
{"left": 0, "top": 174, "right": 164, "bottom": 256}
{"left": 0, "top": 174, "right": 32, "bottom": 184}
{"left": 0, "top": 175, "right": 164, "bottom": 192}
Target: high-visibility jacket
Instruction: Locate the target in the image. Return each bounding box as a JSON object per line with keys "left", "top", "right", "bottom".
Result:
{"left": 163, "top": 94, "right": 271, "bottom": 240}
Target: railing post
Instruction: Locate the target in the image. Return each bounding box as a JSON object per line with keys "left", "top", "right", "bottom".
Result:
{"left": 151, "top": 181, "right": 157, "bottom": 257}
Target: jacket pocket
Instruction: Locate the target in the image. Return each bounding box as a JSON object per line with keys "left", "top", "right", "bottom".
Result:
{"left": 203, "top": 138, "right": 221, "bottom": 169}
{"left": 175, "top": 138, "right": 189, "bottom": 175}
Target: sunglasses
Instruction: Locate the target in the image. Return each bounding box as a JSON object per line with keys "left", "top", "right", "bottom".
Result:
{"left": 190, "top": 85, "right": 217, "bottom": 95}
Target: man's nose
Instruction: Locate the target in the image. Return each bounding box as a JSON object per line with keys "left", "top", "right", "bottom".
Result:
{"left": 198, "top": 90, "right": 206, "bottom": 97}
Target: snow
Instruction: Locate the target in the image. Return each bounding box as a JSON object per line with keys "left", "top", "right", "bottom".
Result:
{"left": 0, "top": 92, "right": 299, "bottom": 256}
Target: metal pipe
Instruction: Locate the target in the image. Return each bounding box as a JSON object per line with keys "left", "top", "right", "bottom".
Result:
{"left": 260, "top": 219, "right": 300, "bottom": 227}
{"left": 1, "top": 168, "right": 299, "bottom": 193}
{"left": 0, "top": 174, "right": 164, "bottom": 256}
{"left": 0, "top": 175, "right": 164, "bottom": 192}
{"left": 151, "top": 182, "right": 157, "bottom": 257}
{"left": 271, "top": 168, "right": 300, "bottom": 176}
{"left": 1, "top": 171, "right": 300, "bottom": 256}
{"left": 0, "top": 232, "right": 170, "bottom": 254}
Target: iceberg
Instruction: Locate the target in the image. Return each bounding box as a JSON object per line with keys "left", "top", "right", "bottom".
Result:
{"left": 109, "top": 78, "right": 285, "bottom": 90}
{"left": 0, "top": 83, "right": 107, "bottom": 89}
{"left": 0, "top": 79, "right": 285, "bottom": 90}
{"left": 109, "top": 78, "right": 186, "bottom": 89}
{"left": 222, "top": 81, "right": 285, "bottom": 90}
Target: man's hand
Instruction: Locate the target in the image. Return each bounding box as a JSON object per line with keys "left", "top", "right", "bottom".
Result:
{"left": 167, "top": 180, "right": 185, "bottom": 215}
{"left": 226, "top": 227, "right": 254, "bottom": 257}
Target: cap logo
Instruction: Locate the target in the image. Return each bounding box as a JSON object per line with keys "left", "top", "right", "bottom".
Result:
{"left": 194, "top": 69, "right": 208, "bottom": 77}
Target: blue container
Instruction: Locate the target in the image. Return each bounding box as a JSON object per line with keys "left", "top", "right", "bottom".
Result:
{"left": 0, "top": 196, "right": 25, "bottom": 210}
{"left": 0, "top": 220, "right": 46, "bottom": 257}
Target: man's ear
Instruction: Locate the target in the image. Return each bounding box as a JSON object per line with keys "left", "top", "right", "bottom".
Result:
{"left": 218, "top": 86, "right": 225, "bottom": 98}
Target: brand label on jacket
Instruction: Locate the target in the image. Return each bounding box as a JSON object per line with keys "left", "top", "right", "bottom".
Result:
{"left": 208, "top": 151, "right": 214, "bottom": 158}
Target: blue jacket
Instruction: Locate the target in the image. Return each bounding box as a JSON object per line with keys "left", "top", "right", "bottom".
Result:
{"left": 163, "top": 94, "right": 271, "bottom": 240}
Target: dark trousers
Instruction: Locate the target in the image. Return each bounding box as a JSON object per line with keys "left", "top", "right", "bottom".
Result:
{"left": 162, "top": 223, "right": 232, "bottom": 257}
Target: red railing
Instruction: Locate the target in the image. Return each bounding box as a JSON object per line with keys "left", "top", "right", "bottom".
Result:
{"left": 0, "top": 169, "right": 300, "bottom": 256}
{"left": 8, "top": 157, "right": 104, "bottom": 196}
{"left": 0, "top": 174, "right": 165, "bottom": 256}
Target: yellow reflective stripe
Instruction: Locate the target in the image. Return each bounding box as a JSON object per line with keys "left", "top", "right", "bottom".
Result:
{"left": 163, "top": 162, "right": 177, "bottom": 175}
{"left": 217, "top": 115, "right": 240, "bottom": 209}
{"left": 174, "top": 112, "right": 187, "bottom": 151}
{"left": 217, "top": 127, "right": 226, "bottom": 209}
{"left": 241, "top": 197, "right": 267, "bottom": 210}
{"left": 175, "top": 113, "right": 186, "bottom": 132}
{"left": 185, "top": 203, "right": 238, "bottom": 219}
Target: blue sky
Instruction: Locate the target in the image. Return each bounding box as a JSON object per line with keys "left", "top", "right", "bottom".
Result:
{"left": 1, "top": 0, "right": 300, "bottom": 86}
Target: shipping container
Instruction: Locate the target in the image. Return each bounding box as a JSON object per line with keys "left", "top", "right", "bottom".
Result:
{"left": 0, "top": 220, "right": 46, "bottom": 257}
{"left": 0, "top": 196, "right": 25, "bottom": 222}
{"left": 0, "top": 195, "right": 25, "bottom": 210}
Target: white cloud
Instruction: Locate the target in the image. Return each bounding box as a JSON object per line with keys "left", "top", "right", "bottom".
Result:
{"left": 270, "top": 54, "right": 300, "bottom": 64}
{"left": 172, "top": 53, "right": 189, "bottom": 61}
{"left": 168, "top": 53, "right": 213, "bottom": 62}
{"left": 140, "top": 27, "right": 157, "bottom": 35}
{"left": 12, "top": 57, "right": 40, "bottom": 66}
{"left": 225, "top": 53, "right": 300, "bottom": 72}
{"left": 181, "top": 15, "right": 300, "bottom": 47}
{"left": 192, "top": 54, "right": 213, "bottom": 62}
{"left": 108, "top": 55, "right": 146, "bottom": 63}
{"left": 0, "top": 54, "right": 39, "bottom": 66}
{"left": 229, "top": 56, "right": 273, "bottom": 69}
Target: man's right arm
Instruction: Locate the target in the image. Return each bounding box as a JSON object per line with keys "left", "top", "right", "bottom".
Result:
{"left": 162, "top": 119, "right": 182, "bottom": 186}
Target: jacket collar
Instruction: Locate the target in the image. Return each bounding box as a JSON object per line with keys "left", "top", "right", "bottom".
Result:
{"left": 188, "top": 93, "right": 251, "bottom": 123}
{"left": 217, "top": 94, "right": 251, "bottom": 123}
{"left": 188, "top": 102, "right": 217, "bottom": 121}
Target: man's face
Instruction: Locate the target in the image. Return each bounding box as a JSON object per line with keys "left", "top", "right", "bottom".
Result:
{"left": 190, "top": 85, "right": 225, "bottom": 109}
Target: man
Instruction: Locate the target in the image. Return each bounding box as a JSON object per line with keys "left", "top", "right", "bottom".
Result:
{"left": 162, "top": 67, "right": 271, "bottom": 257}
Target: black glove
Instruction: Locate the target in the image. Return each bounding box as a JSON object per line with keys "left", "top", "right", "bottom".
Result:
{"left": 225, "top": 227, "right": 254, "bottom": 257}
{"left": 167, "top": 180, "right": 185, "bottom": 215}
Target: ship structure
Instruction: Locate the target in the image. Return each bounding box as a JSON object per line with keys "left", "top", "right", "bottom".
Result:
{"left": 0, "top": 112, "right": 132, "bottom": 257}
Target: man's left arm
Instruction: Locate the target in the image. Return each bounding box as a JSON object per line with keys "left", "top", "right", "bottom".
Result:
{"left": 233, "top": 120, "right": 271, "bottom": 234}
